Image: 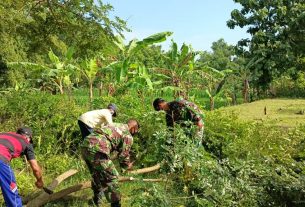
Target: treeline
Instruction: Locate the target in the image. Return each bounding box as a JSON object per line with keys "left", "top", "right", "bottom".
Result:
{"left": 0, "top": 0, "right": 305, "bottom": 105}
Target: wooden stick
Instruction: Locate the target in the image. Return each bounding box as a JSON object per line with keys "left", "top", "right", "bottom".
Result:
{"left": 128, "top": 163, "right": 161, "bottom": 175}
{"left": 119, "top": 176, "right": 164, "bottom": 182}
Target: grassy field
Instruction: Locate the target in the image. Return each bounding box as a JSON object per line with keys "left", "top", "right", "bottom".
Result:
{"left": 220, "top": 98, "right": 305, "bottom": 128}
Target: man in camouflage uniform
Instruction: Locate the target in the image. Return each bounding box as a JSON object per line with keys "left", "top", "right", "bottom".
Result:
{"left": 153, "top": 98, "right": 204, "bottom": 145}
{"left": 81, "top": 119, "right": 139, "bottom": 207}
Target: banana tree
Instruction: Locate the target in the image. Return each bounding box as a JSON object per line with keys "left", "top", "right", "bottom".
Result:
{"left": 80, "top": 58, "right": 99, "bottom": 102}
{"left": 126, "top": 64, "right": 153, "bottom": 89}
{"left": 197, "top": 65, "right": 232, "bottom": 110}
{"left": 161, "top": 41, "right": 199, "bottom": 98}
{"left": 8, "top": 47, "right": 78, "bottom": 94}
{"left": 46, "top": 48, "right": 77, "bottom": 94}
{"left": 111, "top": 31, "right": 173, "bottom": 91}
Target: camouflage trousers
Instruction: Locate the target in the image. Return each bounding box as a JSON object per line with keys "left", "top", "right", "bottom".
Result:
{"left": 81, "top": 148, "right": 120, "bottom": 204}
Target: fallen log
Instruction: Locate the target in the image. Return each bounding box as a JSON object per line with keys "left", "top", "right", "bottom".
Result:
{"left": 26, "top": 176, "right": 164, "bottom": 207}
{"left": 25, "top": 163, "right": 161, "bottom": 207}
{"left": 25, "top": 169, "right": 78, "bottom": 207}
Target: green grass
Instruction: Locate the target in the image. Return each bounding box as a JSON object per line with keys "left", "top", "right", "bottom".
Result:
{"left": 220, "top": 98, "right": 305, "bottom": 128}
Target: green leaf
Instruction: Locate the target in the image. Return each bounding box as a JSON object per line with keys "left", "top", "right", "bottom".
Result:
{"left": 127, "top": 39, "right": 138, "bottom": 56}
{"left": 81, "top": 58, "right": 98, "bottom": 81}
{"left": 114, "top": 35, "right": 125, "bottom": 51}
{"left": 180, "top": 43, "right": 189, "bottom": 59}
{"left": 48, "top": 49, "right": 60, "bottom": 65}
{"left": 139, "top": 31, "right": 173, "bottom": 45}
{"left": 133, "top": 31, "right": 173, "bottom": 53}
{"left": 205, "top": 89, "right": 212, "bottom": 98}
{"left": 171, "top": 41, "right": 178, "bottom": 62}
{"left": 144, "top": 76, "right": 153, "bottom": 89}
{"left": 201, "top": 66, "right": 225, "bottom": 77}
{"left": 7, "top": 62, "right": 50, "bottom": 71}
{"left": 65, "top": 47, "right": 75, "bottom": 61}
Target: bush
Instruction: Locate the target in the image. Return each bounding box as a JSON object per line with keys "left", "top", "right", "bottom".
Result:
{"left": 272, "top": 72, "right": 305, "bottom": 97}
{"left": 0, "top": 91, "right": 83, "bottom": 154}
{"left": 131, "top": 110, "right": 305, "bottom": 206}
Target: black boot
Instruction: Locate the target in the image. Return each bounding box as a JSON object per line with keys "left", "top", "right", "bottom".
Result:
{"left": 111, "top": 201, "right": 121, "bottom": 207}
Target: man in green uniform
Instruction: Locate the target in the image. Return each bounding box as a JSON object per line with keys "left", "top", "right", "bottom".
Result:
{"left": 153, "top": 98, "right": 204, "bottom": 145}
{"left": 81, "top": 119, "right": 140, "bottom": 207}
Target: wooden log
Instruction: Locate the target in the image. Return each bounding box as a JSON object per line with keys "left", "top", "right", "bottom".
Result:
{"left": 25, "top": 163, "right": 161, "bottom": 206}
{"left": 25, "top": 169, "right": 78, "bottom": 207}
{"left": 26, "top": 176, "right": 164, "bottom": 207}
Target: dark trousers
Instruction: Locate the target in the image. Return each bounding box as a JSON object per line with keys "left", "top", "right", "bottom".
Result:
{"left": 78, "top": 120, "right": 93, "bottom": 139}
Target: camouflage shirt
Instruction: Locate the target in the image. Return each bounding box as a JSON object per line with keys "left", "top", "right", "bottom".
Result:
{"left": 165, "top": 99, "right": 204, "bottom": 129}
{"left": 82, "top": 124, "right": 133, "bottom": 168}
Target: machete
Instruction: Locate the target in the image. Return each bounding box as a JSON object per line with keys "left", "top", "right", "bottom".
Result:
{"left": 43, "top": 186, "right": 54, "bottom": 194}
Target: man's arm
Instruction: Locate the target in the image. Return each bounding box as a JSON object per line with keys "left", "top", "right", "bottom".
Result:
{"left": 196, "top": 119, "right": 204, "bottom": 130}
{"left": 99, "top": 109, "right": 113, "bottom": 125}
{"left": 28, "top": 159, "right": 44, "bottom": 188}
{"left": 118, "top": 135, "right": 133, "bottom": 170}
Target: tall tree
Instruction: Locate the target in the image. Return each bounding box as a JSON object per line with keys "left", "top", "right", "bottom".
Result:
{"left": 0, "top": 0, "right": 127, "bottom": 62}
{"left": 227, "top": 0, "right": 305, "bottom": 91}
{"left": 198, "top": 39, "right": 236, "bottom": 71}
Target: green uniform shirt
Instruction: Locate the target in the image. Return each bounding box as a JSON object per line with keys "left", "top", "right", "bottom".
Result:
{"left": 82, "top": 124, "right": 133, "bottom": 168}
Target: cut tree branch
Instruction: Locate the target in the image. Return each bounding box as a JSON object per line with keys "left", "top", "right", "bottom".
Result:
{"left": 26, "top": 177, "right": 164, "bottom": 207}
{"left": 128, "top": 163, "right": 161, "bottom": 174}
{"left": 25, "top": 169, "right": 78, "bottom": 206}
{"left": 25, "top": 163, "right": 161, "bottom": 207}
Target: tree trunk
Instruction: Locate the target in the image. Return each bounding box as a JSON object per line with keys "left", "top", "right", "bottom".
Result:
{"left": 210, "top": 97, "right": 214, "bottom": 111}
{"left": 108, "top": 83, "right": 115, "bottom": 96}
{"left": 98, "top": 82, "right": 103, "bottom": 97}
{"left": 243, "top": 79, "right": 249, "bottom": 103}
{"left": 231, "top": 92, "right": 237, "bottom": 105}
{"left": 89, "top": 81, "right": 93, "bottom": 103}
{"left": 59, "top": 84, "right": 64, "bottom": 94}
{"left": 24, "top": 164, "right": 162, "bottom": 207}
{"left": 25, "top": 178, "right": 164, "bottom": 207}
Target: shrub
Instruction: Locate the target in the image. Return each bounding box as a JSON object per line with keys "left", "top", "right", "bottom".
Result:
{"left": 0, "top": 91, "right": 83, "bottom": 154}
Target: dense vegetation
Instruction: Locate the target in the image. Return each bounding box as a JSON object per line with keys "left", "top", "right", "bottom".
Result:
{"left": 0, "top": 0, "right": 305, "bottom": 206}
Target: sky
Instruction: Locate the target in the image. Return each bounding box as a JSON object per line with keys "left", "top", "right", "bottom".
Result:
{"left": 106, "top": 0, "right": 250, "bottom": 52}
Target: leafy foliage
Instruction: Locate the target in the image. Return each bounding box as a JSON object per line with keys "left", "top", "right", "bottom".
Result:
{"left": 0, "top": 91, "right": 82, "bottom": 154}
{"left": 227, "top": 0, "right": 305, "bottom": 89}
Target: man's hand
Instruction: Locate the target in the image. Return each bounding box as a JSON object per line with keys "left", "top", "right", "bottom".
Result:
{"left": 28, "top": 159, "right": 44, "bottom": 189}
{"left": 35, "top": 179, "right": 44, "bottom": 189}
{"left": 127, "top": 162, "right": 134, "bottom": 171}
